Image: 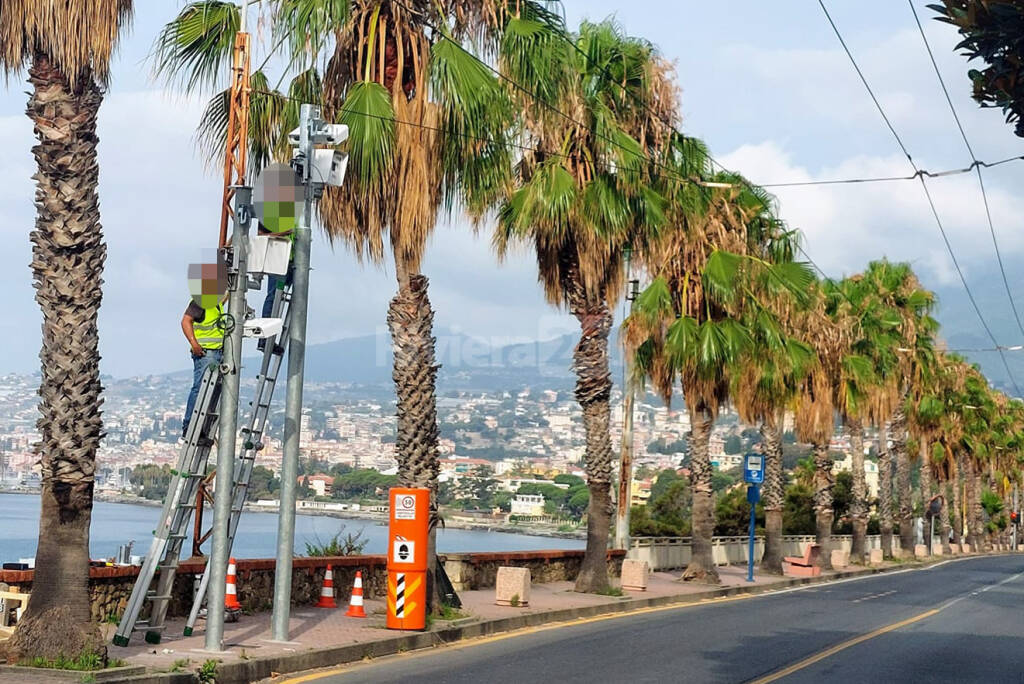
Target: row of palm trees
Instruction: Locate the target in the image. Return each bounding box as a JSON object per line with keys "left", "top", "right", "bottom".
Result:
{"left": 4, "top": 0, "right": 1021, "bottom": 663}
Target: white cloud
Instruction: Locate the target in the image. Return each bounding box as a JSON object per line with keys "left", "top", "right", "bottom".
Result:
{"left": 721, "top": 140, "right": 1024, "bottom": 289}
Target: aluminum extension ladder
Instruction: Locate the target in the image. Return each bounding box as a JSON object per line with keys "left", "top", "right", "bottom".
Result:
{"left": 183, "top": 285, "right": 293, "bottom": 635}
{"left": 112, "top": 283, "right": 292, "bottom": 646}
{"left": 112, "top": 363, "right": 223, "bottom": 646}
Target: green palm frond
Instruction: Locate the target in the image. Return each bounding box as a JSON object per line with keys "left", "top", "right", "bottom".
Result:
{"left": 152, "top": 0, "right": 239, "bottom": 93}
{"left": 702, "top": 250, "right": 742, "bottom": 307}
{"left": 499, "top": 9, "right": 570, "bottom": 109}
{"left": 338, "top": 80, "right": 396, "bottom": 185}
{"left": 665, "top": 315, "right": 700, "bottom": 370}
{"left": 430, "top": 36, "right": 513, "bottom": 213}
{"left": 272, "top": 0, "right": 350, "bottom": 68}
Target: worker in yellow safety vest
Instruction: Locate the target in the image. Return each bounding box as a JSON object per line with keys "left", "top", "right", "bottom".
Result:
{"left": 181, "top": 259, "right": 228, "bottom": 437}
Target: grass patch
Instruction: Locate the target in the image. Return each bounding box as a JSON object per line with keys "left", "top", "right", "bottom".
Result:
{"left": 304, "top": 526, "right": 368, "bottom": 556}
{"left": 437, "top": 604, "right": 467, "bottom": 621}
{"left": 22, "top": 653, "right": 127, "bottom": 671}
{"left": 596, "top": 587, "right": 625, "bottom": 597}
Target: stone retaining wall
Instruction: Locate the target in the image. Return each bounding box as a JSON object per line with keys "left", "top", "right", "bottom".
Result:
{"left": 441, "top": 549, "right": 626, "bottom": 591}
{"left": 0, "top": 549, "right": 611, "bottom": 622}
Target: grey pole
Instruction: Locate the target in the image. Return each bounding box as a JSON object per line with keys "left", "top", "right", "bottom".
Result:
{"left": 614, "top": 250, "right": 637, "bottom": 551}
{"left": 205, "top": 186, "right": 251, "bottom": 651}
{"left": 614, "top": 378, "right": 635, "bottom": 550}
{"left": 271, "top": 104, "right": 315, "bottom": 642}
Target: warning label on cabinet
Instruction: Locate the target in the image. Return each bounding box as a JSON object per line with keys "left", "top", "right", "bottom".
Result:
{"left": 394, "top": 494, "right": 417, "bottom": 520}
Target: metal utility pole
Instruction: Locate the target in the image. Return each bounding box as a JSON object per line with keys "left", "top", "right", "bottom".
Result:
{"left": 614, "top": 249, "right": 639, "bottom": 551}
{"left": 271, "top": 104, "right": 315, "bottom": 642}
{"left": 205, "top": 186, "right": 251, "bottom": 652}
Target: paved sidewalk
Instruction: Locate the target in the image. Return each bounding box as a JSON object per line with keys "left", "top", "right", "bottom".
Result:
{"left": 104, "top": 561, "right": 902, "bottom": 678}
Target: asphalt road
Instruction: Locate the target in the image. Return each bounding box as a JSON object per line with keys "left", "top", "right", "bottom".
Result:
{"left": 285, "top": 555, "right": 1024, "bottom": 684}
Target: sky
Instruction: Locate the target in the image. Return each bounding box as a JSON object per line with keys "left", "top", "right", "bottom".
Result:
{"left": 3, "top": 1, "right": 1024, "bottom": 381}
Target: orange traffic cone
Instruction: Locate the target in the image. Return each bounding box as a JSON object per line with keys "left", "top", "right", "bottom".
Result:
{"left": 316, "top": 565, "right": 337, "bottom": 608}
{"left": 225, "top": 557, "right": 242, "bottom": 611}
{"left": 345, "top": 570, "right": 366, "bottom": 618}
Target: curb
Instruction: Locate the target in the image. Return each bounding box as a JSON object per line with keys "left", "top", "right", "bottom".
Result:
{"left": 104, "top": 552, "right": 1013, "bottom": 684}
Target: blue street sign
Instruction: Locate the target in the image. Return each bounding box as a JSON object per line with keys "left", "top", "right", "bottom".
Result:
{"left": 747, "top": 484, "right": 761, "bottom": 504}
{"left": 743, "top": 453, "right": 765, "bottom": 485}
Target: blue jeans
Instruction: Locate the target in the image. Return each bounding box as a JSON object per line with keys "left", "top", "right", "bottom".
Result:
{"left": 183, "top": 348, "right": 223, "bottom": 435}
{"left": 261, "top": 264, "right": 295, "bottom": 318}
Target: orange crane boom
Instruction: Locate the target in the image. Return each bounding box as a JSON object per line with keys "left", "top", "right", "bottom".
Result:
{"left": 219, "top": 30, "right": 252, "bottom": 247}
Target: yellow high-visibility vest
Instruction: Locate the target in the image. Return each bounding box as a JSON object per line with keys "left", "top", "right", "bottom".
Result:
{"left": 193, "top": 304, "right": 224, "bottom": 350}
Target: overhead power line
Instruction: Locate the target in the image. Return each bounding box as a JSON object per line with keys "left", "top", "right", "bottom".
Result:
{"left": 818, "top": 0, "right": 1024, "bottom": 398}
{"left": 907, "top": 0, "right": 1024, "bottom": 342}
{"left": 758, "top": 155, "right": 1024, "bottom": 187}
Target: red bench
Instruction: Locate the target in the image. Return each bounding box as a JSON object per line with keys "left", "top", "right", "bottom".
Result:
{"left": 783, "top": 544, "right": 822, "bottom": 577}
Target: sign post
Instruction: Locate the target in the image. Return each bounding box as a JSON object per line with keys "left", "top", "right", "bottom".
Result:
{"left": 743, "top": 452, "right": 765, "bottom": 583}
{"left": 386, "top": 487, "right": 429, "bottom": 630}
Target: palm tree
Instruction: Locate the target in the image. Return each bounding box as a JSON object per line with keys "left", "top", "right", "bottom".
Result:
{"left": 857, "top": 260, "right": 936, "bottom": 557}
{"left": 730, "top": 222, "right": 814, "bottom": 574}
{"left": 831, "top": 275, "right": 898, "bottom": 564}
{"left": 793, "top": 280, "right": 871, "bottom": 570}
{"left": 496, "top": 20, "right": 676, "bottom": 592}
{"left": 0, "top": 0, "right": 133, "bottom": 663}
{"left": 155, "top": 0, "right": 564, "bottom": 609}
{"left": 626, "top": 162, "right": 813, "bottom": 583}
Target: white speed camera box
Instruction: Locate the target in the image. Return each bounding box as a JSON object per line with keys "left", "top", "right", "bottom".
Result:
{"left": 248, "top": 235, "right": 290, "bottom": 275}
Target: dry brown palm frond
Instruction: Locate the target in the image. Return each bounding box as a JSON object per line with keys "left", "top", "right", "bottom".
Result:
{"left": 319, "top": 1, "right": 441, "bottom": 272}
{"left": 0, "top": 0, "right": 133, "bottom": 88}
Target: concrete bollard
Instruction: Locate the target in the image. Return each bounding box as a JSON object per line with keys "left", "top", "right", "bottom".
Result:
{"left": 931, "top": 545, "right": 943, "bottom": 556}
{"left": 948, "top": 543, "right": 960, "bottom": 554}
{"left": 914, "top": 544, "right": 928, "bottom": 559}
{"left": 830, "top": 549, "right": 850, "bottom": 570}
{"left": 962, "top": 543, "right": 972, "bottom": 554}
{"left": 620, "top": 559, "right": 649, "bottom": 592}
{"left": 495, "top": 566, "right": 531, "bottom": 607}
{"left": 869, "top": 549, "right": 884, "bottom": 566}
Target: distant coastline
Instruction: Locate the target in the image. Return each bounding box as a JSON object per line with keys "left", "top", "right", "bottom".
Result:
{"left": 0, "top": 487, "right": 585, "bottom": 541}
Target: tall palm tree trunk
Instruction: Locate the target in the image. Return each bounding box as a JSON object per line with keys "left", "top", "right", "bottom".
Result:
{"left": 569, "top": 292, "right": 614, "bottom": 593}
{"left": 760, "top": 408, "right": 785, "bottom": 574}
{"left": 938, "top": 479, "right": 952, "bottom": 555}
{"left": 683, "top": 402, "right": 719, "bottom": 583}
{"left": 7, "top": 56, "right": 106, "bottom": 663}
{"left": 847, "top": 419, "right": 868, "bottom": 563}
{"left": 892, "top": 405, "right": 913, "bottom": 555}
{"left": 970, "top": 461, "right": 985, "bottom": 551}
{"left": 879, "top": 424, "right": 894, "bottom": 559}
{"left": 811, "top": 441, "right": 833, "bottom": 569}
{"left": 388, "top": 265, "right": 442, "bottom": 611}
{"left": 952, "top": 452, "right": 965, "bottom": 549}
{"left": 919, "top": 440, "right": 932, "bottom": 550}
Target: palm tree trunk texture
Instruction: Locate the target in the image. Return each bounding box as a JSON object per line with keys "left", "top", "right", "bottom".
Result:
{"left": 847, "top": 420, "right": 867, "bottom": 563}
{"left": 811, "top": 441, "right": 833, "bottom": 569}
{"left": 970, "top": 462, "right": 985, "bottom": 551}
{"left": 938, "top": 481, "right": 952, "bottom": 555}
{"left": 760, "top": 409, "right": 785, "bottom": 574}
{"left": 891, "top": 404, "right": 913, "bottom": 555}
{"left": 569, "top": 297, "right": 614, "bottom": 593}
{"left": 387, "top": 271, "right": 442, "bottom": 611}
{"left": 683, "top": 403, "right": 720, "bottom": 583}
{"left": 952, "top": 453, "right": 964, "bottom": 549}
{"left": 7, "top": 56, "right": 106, "bottom": 663}
{"left": 879, "top": 425, "right": 894, "bottom": 559}
{"left": 919, "top": 441, "right": 932, "bottom": 550}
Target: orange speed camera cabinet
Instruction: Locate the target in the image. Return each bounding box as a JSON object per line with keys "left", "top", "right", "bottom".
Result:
{"left": 386, "top": 487, "right": 429, "bottom": 630}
